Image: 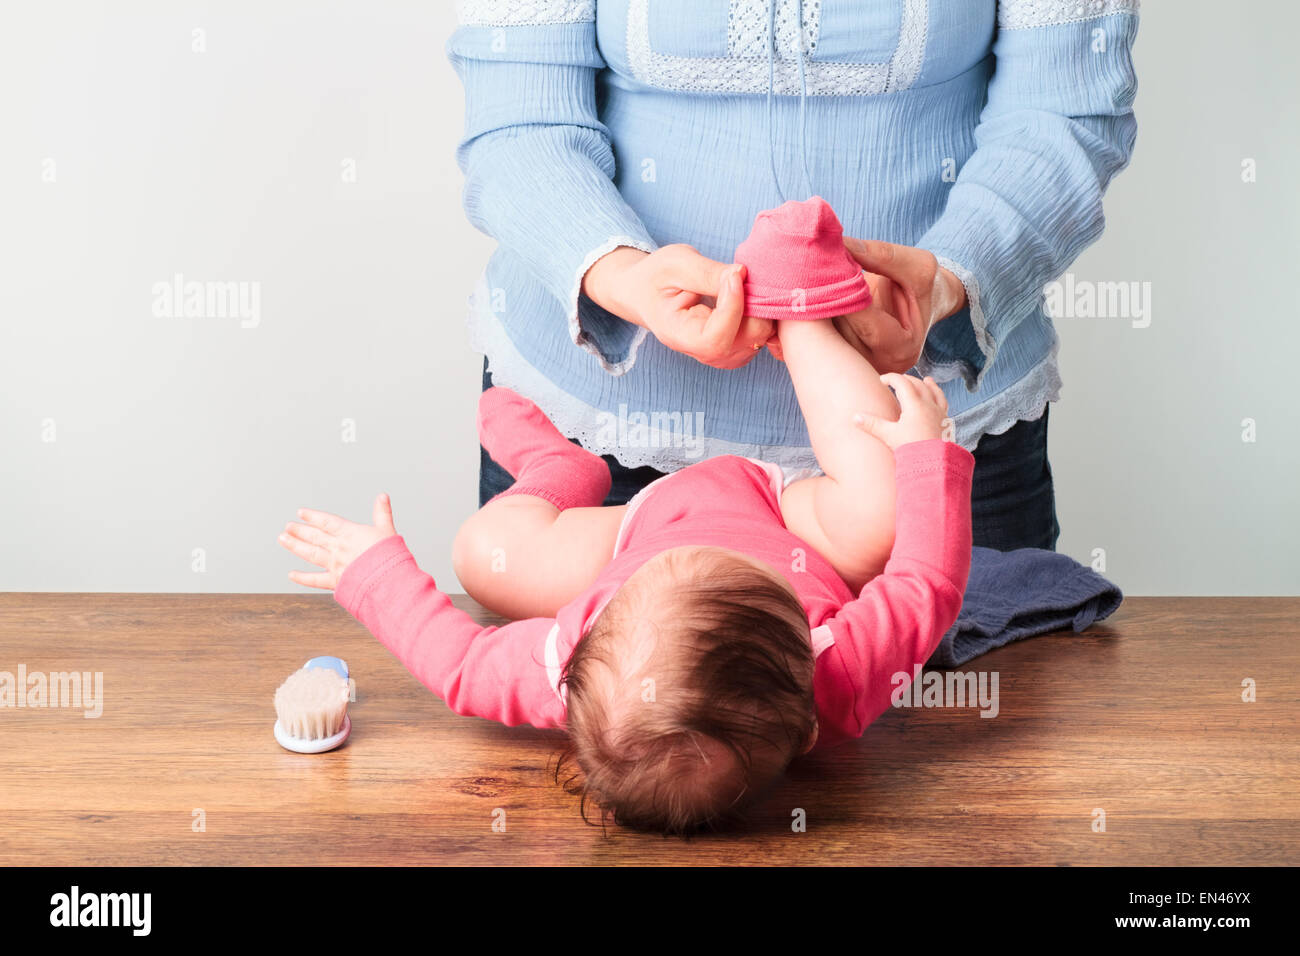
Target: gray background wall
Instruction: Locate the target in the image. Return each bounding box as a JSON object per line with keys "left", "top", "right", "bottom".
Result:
{"left": 2, "top": 1, "right": 1296, "bottom": 595}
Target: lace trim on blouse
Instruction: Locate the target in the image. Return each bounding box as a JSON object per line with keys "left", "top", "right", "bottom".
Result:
{"left": 625, "top": 0, "right": 929, "bottom": 96}
{"left": 998, "top": 0, "right": 1139, "bottom": 31}
{"left": 455, "top": 0, "right": 595, "bottom": 26}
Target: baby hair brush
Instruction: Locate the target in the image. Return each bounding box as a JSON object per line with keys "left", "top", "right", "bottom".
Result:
{"left": 273, "top": 656, "right": 353, "bottom": 753}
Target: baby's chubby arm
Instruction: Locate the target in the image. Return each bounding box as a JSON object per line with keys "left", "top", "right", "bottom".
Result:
{"left": 771, "top": 324, "right": 974, "bottom": 744}
{"left": 279, "top": 495, "right": 566, "bottom": 728}
{"left": 776, "top": 318, "right": 951, "bottom": 591}
{"left": 814, "top": 437, "right": 974, "bottom": 745}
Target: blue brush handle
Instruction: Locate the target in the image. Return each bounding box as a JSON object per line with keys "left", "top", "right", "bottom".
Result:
{"left": 304, "top": 656, "right": 349, "bottom": 681}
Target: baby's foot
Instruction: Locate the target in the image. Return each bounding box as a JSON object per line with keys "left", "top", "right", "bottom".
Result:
{"left": 478, "top": 386, "right": 612, "bottom": 508}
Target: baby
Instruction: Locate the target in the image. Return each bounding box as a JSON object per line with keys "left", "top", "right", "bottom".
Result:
{"left": 279, "top": 316, "right": 974, "bottom": 835}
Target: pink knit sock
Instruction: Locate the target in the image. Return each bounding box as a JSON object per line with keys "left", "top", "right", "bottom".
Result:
{"left": 478, "top": 386, "right": 612, "bottom": 510}
{"left": 734, "top": 196, "right": 873, "bottom": 320}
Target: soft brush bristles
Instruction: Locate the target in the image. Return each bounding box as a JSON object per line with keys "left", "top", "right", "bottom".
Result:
{"left": 274, "top": 666, "right": 350, "bottom": 740}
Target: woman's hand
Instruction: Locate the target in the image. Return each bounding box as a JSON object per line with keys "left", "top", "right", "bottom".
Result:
{"left": 851, "top": 373, "right": 951, "bottom": 450}
{"left": 765, "top": 268, "right": 903, "bottom": 363}
{"left": 830, "top": 239, "right": 968, "bottom": 374}
{"left": 278, "top": 493, "right": 398, "bottom": 590}
{"left": 583, "top": 244, "right": 773, "bottom": 369}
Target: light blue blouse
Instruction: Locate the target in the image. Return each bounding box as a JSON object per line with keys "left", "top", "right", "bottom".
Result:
{"left": 449, "top": 0, "right": 1139, "bottom": 470}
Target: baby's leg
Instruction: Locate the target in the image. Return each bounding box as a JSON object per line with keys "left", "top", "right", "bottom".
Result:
{"left": 776, "top": 319, "right": 902, "bottom": 592}
{"left": 453, "top": 388, "right": 624, "bottom": 619}
{"left": 454, "top": 497, "right": 625, "bottom": 619}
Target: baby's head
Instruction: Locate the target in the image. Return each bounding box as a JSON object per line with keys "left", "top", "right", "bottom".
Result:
{"left": 557, "top": 546, "right": 817, "bottom": 835}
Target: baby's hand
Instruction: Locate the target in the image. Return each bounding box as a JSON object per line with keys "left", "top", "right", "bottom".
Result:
{"left": 851, "top": 373, "right": 951, "bottom": 450}
{"left": 278, "top": 493, "right": 398, "bottom": 590}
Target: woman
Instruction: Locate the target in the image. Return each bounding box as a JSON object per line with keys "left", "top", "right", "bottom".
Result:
{"left": 449, "top": 0, "right": 1139, "bottom": 551}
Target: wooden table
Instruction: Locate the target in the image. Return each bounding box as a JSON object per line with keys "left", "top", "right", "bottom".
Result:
{"left": 0, "top": 594, "right": 1295, "bottom": 865}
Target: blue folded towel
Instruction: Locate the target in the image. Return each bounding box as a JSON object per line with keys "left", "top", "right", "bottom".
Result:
{"left": 927, "top": 546, "right": 1123, "bottom": 668}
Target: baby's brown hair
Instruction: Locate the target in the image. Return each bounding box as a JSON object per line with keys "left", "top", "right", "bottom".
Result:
{"left": 554, "top": 548, "right": 817, "bottom": 836}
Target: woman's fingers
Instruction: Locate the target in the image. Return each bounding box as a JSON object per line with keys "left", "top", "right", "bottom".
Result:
{"left": 701, "top": 266, "right": 746, "bottom": 351}
{"left": 666, "top": 244, "right": 735, "bottom": 296}
{"left": 844, "top": 240, "right": 934, "bottom": 336}
{"left": 654, "top": 259, "right": 769, "bottom": 367}
{"left": 668, "top": 288, "right": 701, "bottom": 311}
{"left": 738, "top": 315, "right": 774, "bottom": 351}
{"left": 844, "top": 238, "right": 930, "bottom": 290}
{"left": 844, "top": 238, "right": 910, "bottom": 286}
{"left": 288, "top": 569, "right": 336, "bottom": 590}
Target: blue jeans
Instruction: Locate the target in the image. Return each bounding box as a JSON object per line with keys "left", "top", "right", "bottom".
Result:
{"left": 478, "top": 362, "right": 1060, "bottom": 552}
{"left": 966, "top": 402, "right": 1060, "bottom": 552}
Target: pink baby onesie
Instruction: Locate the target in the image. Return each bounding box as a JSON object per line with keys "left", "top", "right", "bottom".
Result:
{"left": 334, "top": 439, "right": 974, "bottom": 749}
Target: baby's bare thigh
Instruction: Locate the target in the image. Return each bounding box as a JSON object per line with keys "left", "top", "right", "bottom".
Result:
{"left": 453, "top": 498, "right": 626, "bottom": 619}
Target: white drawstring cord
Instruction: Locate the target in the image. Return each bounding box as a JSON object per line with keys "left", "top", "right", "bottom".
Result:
{"left": 766, "top": 1, "right": 784, "bottom": 201}
{"left": 794, "top": 1, "right": 813, "bottom": 198}
{"left": 766, "top": 1, "right": 815, "bottom": 202}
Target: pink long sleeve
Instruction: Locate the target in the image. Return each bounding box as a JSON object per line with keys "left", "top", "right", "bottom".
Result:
{"left": 814, "top": 438, "right": 974, "bottom": 747}
{"left": 333, "top": 535, "right": 565, "bottom": 730}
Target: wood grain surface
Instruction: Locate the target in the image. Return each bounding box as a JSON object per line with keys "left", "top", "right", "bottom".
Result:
{"left": 0, "top": 593, "right": 1295, "bottom": 865}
